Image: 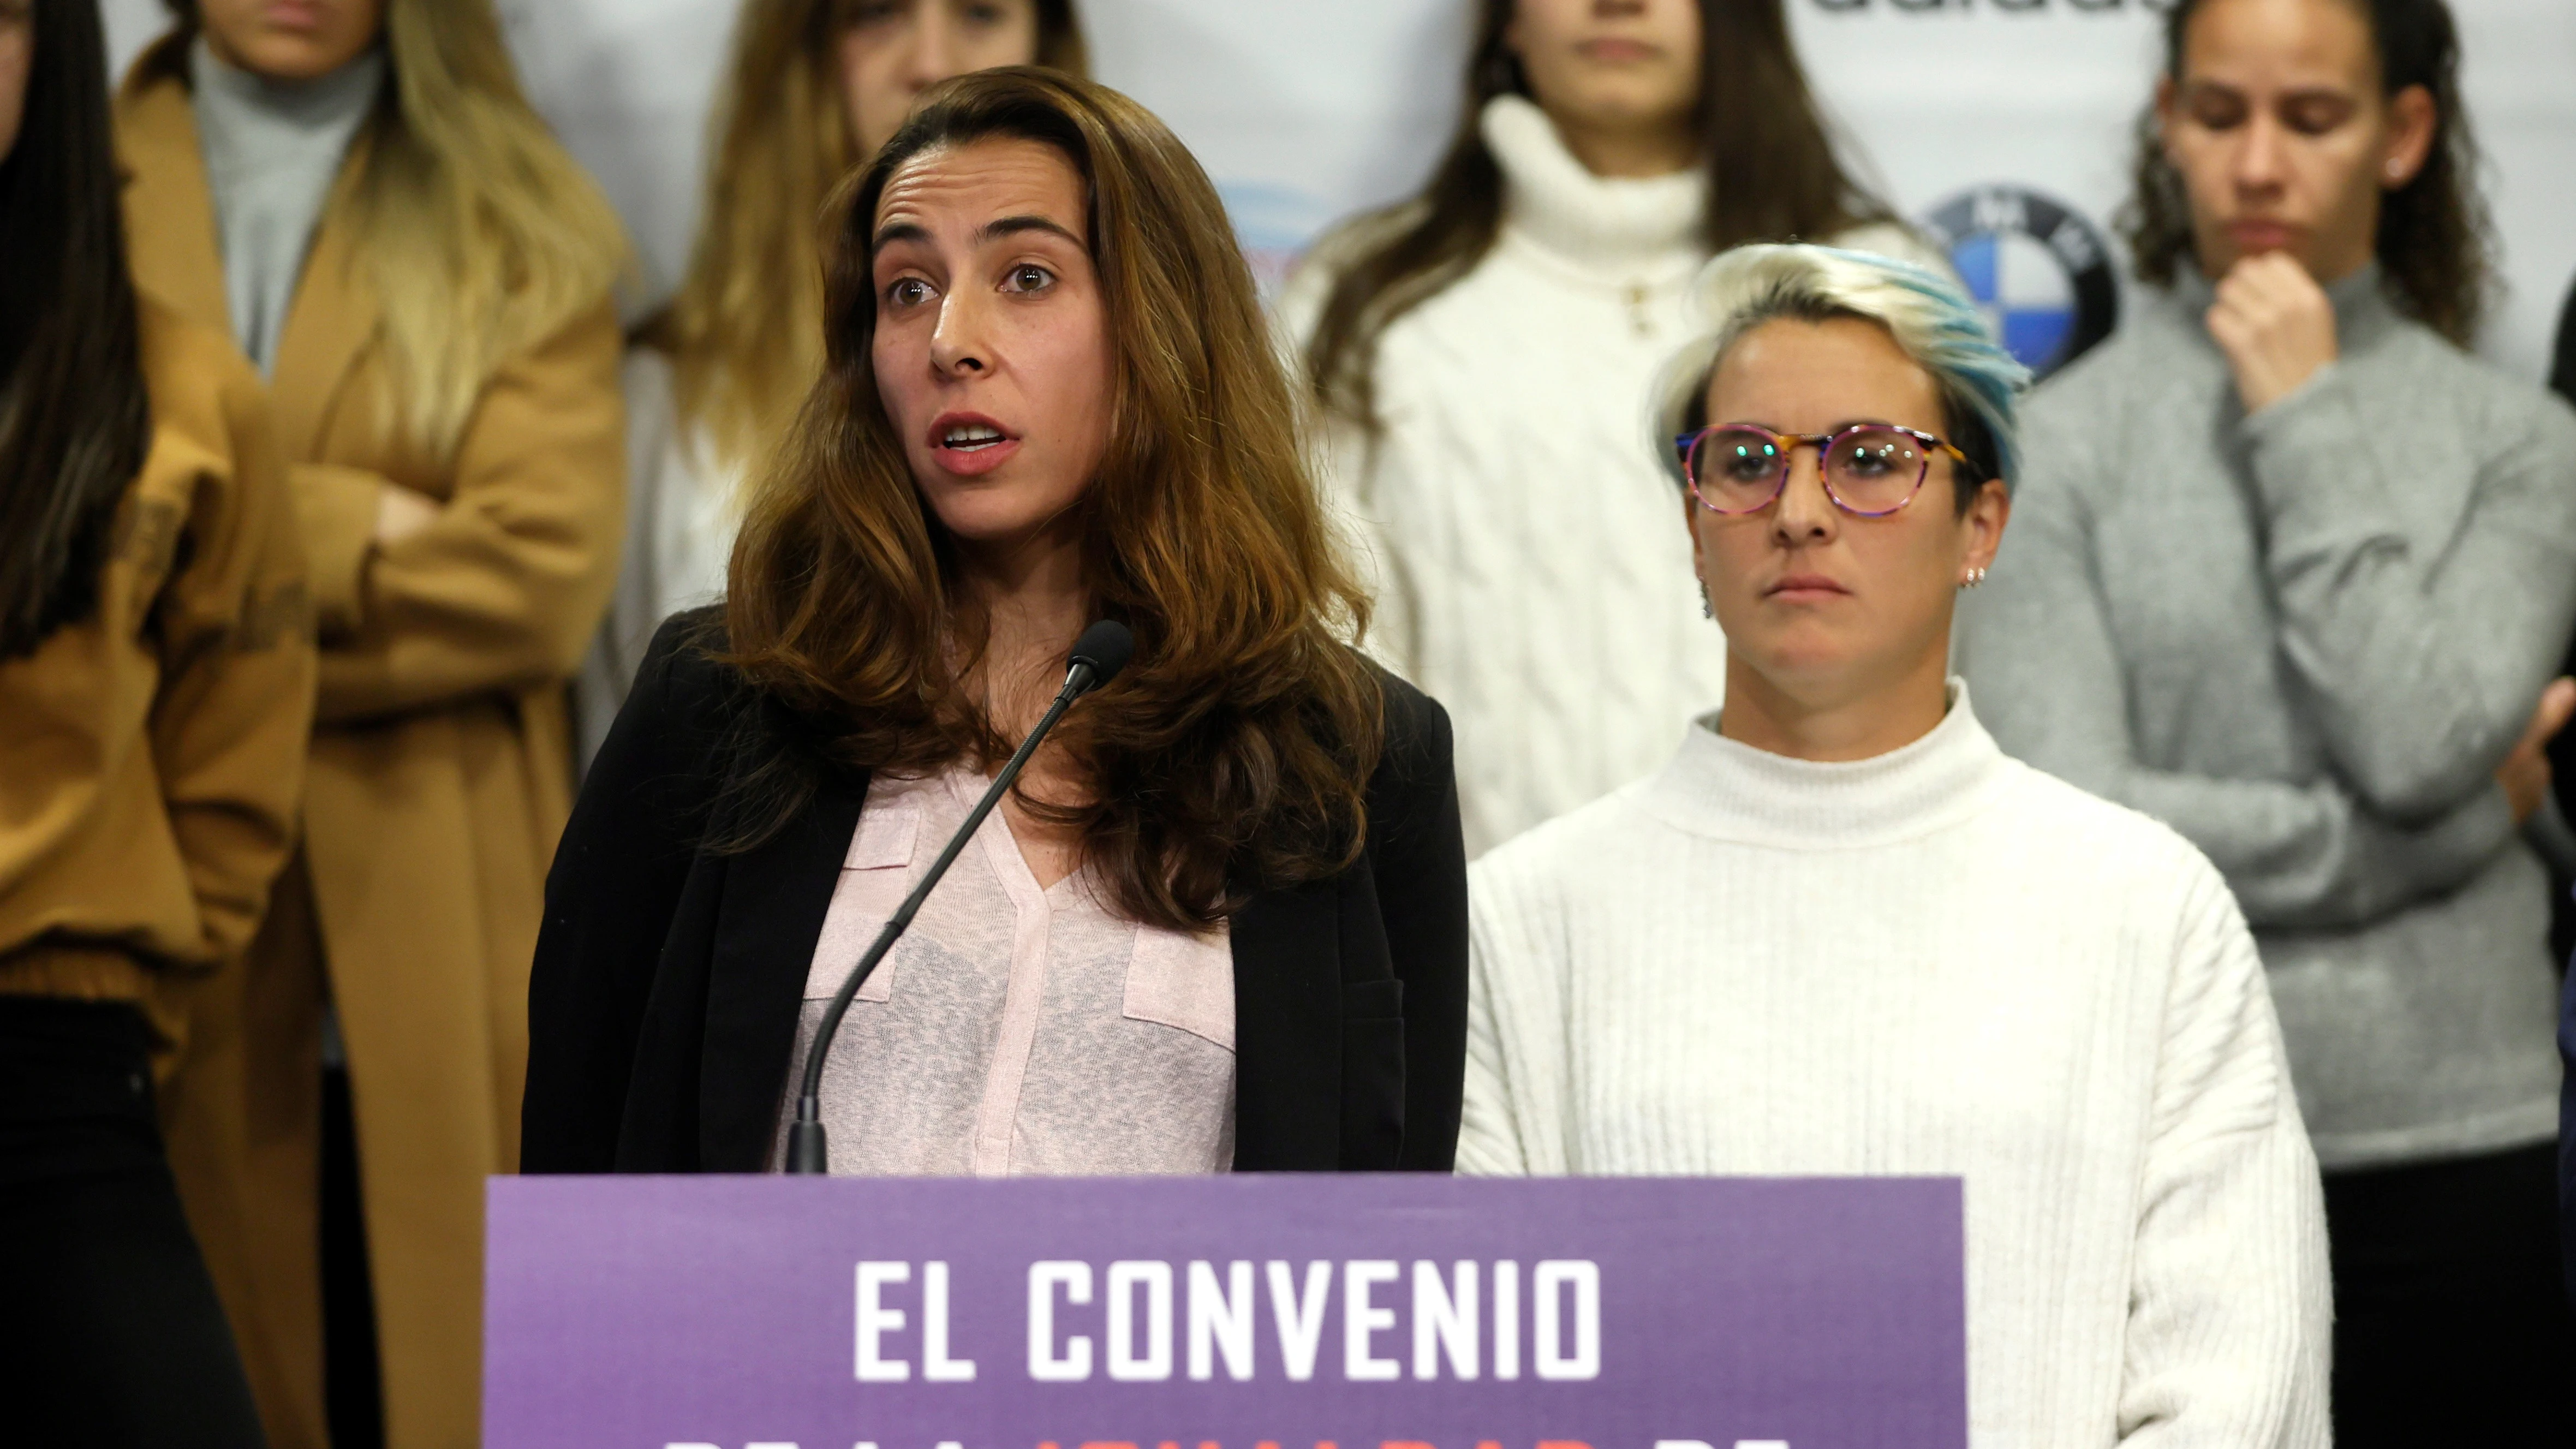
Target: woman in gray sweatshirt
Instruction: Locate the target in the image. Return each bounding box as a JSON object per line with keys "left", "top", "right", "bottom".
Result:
{"left": 1960, "top": 0, "right": 2576, "bottom": 1439}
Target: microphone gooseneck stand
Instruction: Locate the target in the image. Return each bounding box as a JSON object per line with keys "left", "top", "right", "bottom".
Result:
{"left": 783, "top": 620, "right": 1135, "bottom": 1174}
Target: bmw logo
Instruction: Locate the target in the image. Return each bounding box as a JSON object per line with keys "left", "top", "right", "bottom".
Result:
{"left": 1919, "top": 186, "right": 2120, "bottom": 379}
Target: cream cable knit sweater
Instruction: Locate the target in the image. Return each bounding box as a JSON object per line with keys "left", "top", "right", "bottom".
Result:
{"left": 1278, "top": 95, "right": 1948, "bottom": 856}
{"left": 1463, "top": 689, "right": 2331, "bottom": 1447}
{"left": 575, "top": 350, "right": 741, "bottom": 767}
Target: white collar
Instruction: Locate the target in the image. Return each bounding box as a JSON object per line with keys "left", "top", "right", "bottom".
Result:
{"left": 1632, "top": 679, "right": 2014, "bottom": 849}
{"left": 1482, "top": 93, "right": 1706, "bottom": 271}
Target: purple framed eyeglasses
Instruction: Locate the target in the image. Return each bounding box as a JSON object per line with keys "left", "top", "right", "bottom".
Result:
{"left": 1674, "top": 422, "right": 1969, "bottom": 518}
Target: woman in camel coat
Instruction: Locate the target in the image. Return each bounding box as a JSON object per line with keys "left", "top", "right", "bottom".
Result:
{"left": 114, "top": 3, "right": 626, "bottom": 1445}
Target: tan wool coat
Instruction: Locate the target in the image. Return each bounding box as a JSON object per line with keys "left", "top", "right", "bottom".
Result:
{"left": 117, "top": 51, "right": 625, "bottom": 1449}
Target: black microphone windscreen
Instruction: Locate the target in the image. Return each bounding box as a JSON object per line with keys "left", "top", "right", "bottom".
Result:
{"left": 1070, "top": 620, "right": 1135, "bottom": 686}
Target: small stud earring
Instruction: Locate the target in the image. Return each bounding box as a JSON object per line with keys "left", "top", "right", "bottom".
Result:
{"left": 1960, "top": 567, "right": 1988, "bottom": 590}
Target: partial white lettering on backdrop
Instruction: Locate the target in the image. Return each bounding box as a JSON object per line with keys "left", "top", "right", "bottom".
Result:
{"left": 848, "top": 1258, "right": 1603, "bottom": 1386}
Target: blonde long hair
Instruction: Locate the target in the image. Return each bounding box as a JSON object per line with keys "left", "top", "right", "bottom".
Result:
{"left": 157, "top": 0, "right": 628, "bottom": 459}
{"left": 653, "top": 0, "right": 1087, "bottom": 478}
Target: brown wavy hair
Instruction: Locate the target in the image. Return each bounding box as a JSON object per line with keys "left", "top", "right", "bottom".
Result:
{"left": 1302, "top": 0, "right": 1894, "bottom": 429}
{"left": 648, "top": 0, "right": 1087, "bottom": 480}
{"left": 723, "top": 68, "right": 1384, "bottom": 932}
{"left": 2120, "top": 0, "right": 2492, "bottom": 345}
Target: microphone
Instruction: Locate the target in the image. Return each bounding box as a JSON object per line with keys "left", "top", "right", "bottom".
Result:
{"left": 784, "top": 620, "right": 1135, "bottom": 1174}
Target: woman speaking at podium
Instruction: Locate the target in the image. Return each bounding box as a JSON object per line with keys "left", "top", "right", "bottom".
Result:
{"left": 523, "top": 70, "right": 1468, "bottom": 1177}
{"left": 1460, "top": 246, "right": 2330, "bottom": 1442}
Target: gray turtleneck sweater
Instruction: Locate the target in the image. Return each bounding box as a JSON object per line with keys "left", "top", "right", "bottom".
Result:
{"left": 1960, "top": 266, "right": 2576, "bottom": 1170}
{"left": 189, "top": 38, "right": 384, "bottom": 375}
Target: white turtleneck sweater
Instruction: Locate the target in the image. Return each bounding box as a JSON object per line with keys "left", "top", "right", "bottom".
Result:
{"left": 1277, "top": 95, "right": 1949, "bottom": 856}
{"left": 1463, "top": 687, "right": 2331, "bottom": 1447}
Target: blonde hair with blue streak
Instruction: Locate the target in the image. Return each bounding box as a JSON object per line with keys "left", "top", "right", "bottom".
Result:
{"left": 1651, "top": 243, "right": 2030, "bottom": 502}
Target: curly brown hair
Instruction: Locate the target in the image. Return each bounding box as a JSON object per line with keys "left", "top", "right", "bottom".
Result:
{"left": 720, "top": 68, "right": 1384, "bottom": 933}
{"left": 2119, "top": 0, "right": 2493, "bottom": 346}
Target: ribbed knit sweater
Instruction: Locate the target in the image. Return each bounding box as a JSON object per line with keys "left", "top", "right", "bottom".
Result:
{"left": 1462, "top": 689, "right": 2330, "bottom": 1447}
{"left": 1277, "top": 95, "right": 1947, "bottom": 856}
{"left": 1959, "top": 267, "right": 2576, "bottom": 1170}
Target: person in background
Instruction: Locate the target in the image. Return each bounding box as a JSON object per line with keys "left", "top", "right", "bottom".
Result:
{"left": 578, "top": 0, "right": 1087, "bottom": 764}
{"left": 2556, "top": 277, "right": 2576, "bottom": 1314}
{"left": 113, "top": 1, "right": 627, "bottom": 1445}
{"left": 1958, "top": 0, "right": 2576, "bottom": 1436}
{"left": 523, "top": 70, "right": 1467, "bottom": 1179}
{"left": 1278, "top": 0, "right": 1946, "bottom": 857}
{"left": 2551, "top": 274, "right": 2576, "bottom": 979}
{"left": 2553, "top": 274, "right": 2576, "bottom": 403}
{"left": 1465, "top": 242, "right": 2329, "bottom": 1444}
{"left": 0, "top": 1, "right": 312, "bottom": 1443}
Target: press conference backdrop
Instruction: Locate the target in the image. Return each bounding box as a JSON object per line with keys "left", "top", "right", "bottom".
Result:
{"left": 104, "top": 0, "right": 2576, "bottom": 382}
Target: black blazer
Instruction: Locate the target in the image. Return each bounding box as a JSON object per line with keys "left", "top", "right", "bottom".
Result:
{"left": 520, "top": 611, "right": 1468, "bottom": 1174}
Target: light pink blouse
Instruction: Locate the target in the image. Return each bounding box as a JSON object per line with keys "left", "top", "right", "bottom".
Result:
{"left": 774, "top": 768, "right": 1237, "bottom": 1175}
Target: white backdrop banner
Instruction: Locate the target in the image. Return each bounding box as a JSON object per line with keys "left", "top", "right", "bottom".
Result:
{"left": 103, "top": 0, "right": 2575, "bottom": 380}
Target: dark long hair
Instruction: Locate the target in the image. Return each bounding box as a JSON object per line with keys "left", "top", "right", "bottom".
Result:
{"left": 2120, "top": 0, "right": 2491, "bottom": 345}
{"left": 723, "top": 70, "right": 1384, "bottom": 932}
{"left": 1302, "top": 0, "right": 1893, "bottom": 427}
{"left": 0, "top": 0, "right": 152, "bottom": 658}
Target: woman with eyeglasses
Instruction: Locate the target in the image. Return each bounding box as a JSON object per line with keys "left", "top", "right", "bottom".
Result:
{"left": 1463, "top": 243, "right": 2329, "bottom": 1444}
{"left": 579, "top": 0, "right": 1088, "bottom": 764}
{"left": 1278, "top": 0, "right": 1944, "bottom": 858}
{"left": 1959, "top": 0, "right": 2576, "bottom": 1433}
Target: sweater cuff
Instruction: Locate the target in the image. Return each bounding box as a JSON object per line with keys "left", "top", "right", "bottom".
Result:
{"left": 2239, "top": 361, "right": 2410, "bottom": 532}
{"left": 2403, "top": 784, "right": 2518, "bottom": 890}
{"left": 291, "top": 462, "right": 380, "bottom": 640}
{"left": 2239, "top": 363, "right": 2359, "bottom": 490}
{"left": 2524, "top": 794, "right": 2576, "bottom": 878}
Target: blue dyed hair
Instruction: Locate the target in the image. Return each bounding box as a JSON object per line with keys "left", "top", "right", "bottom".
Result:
{"left": 1652, "top": 243, "right": 2030, "bottom": 504}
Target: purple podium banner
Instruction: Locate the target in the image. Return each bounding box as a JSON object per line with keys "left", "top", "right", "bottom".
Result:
{"left": 484, "top": 1175, "right": 1963, "bottom": 1449}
